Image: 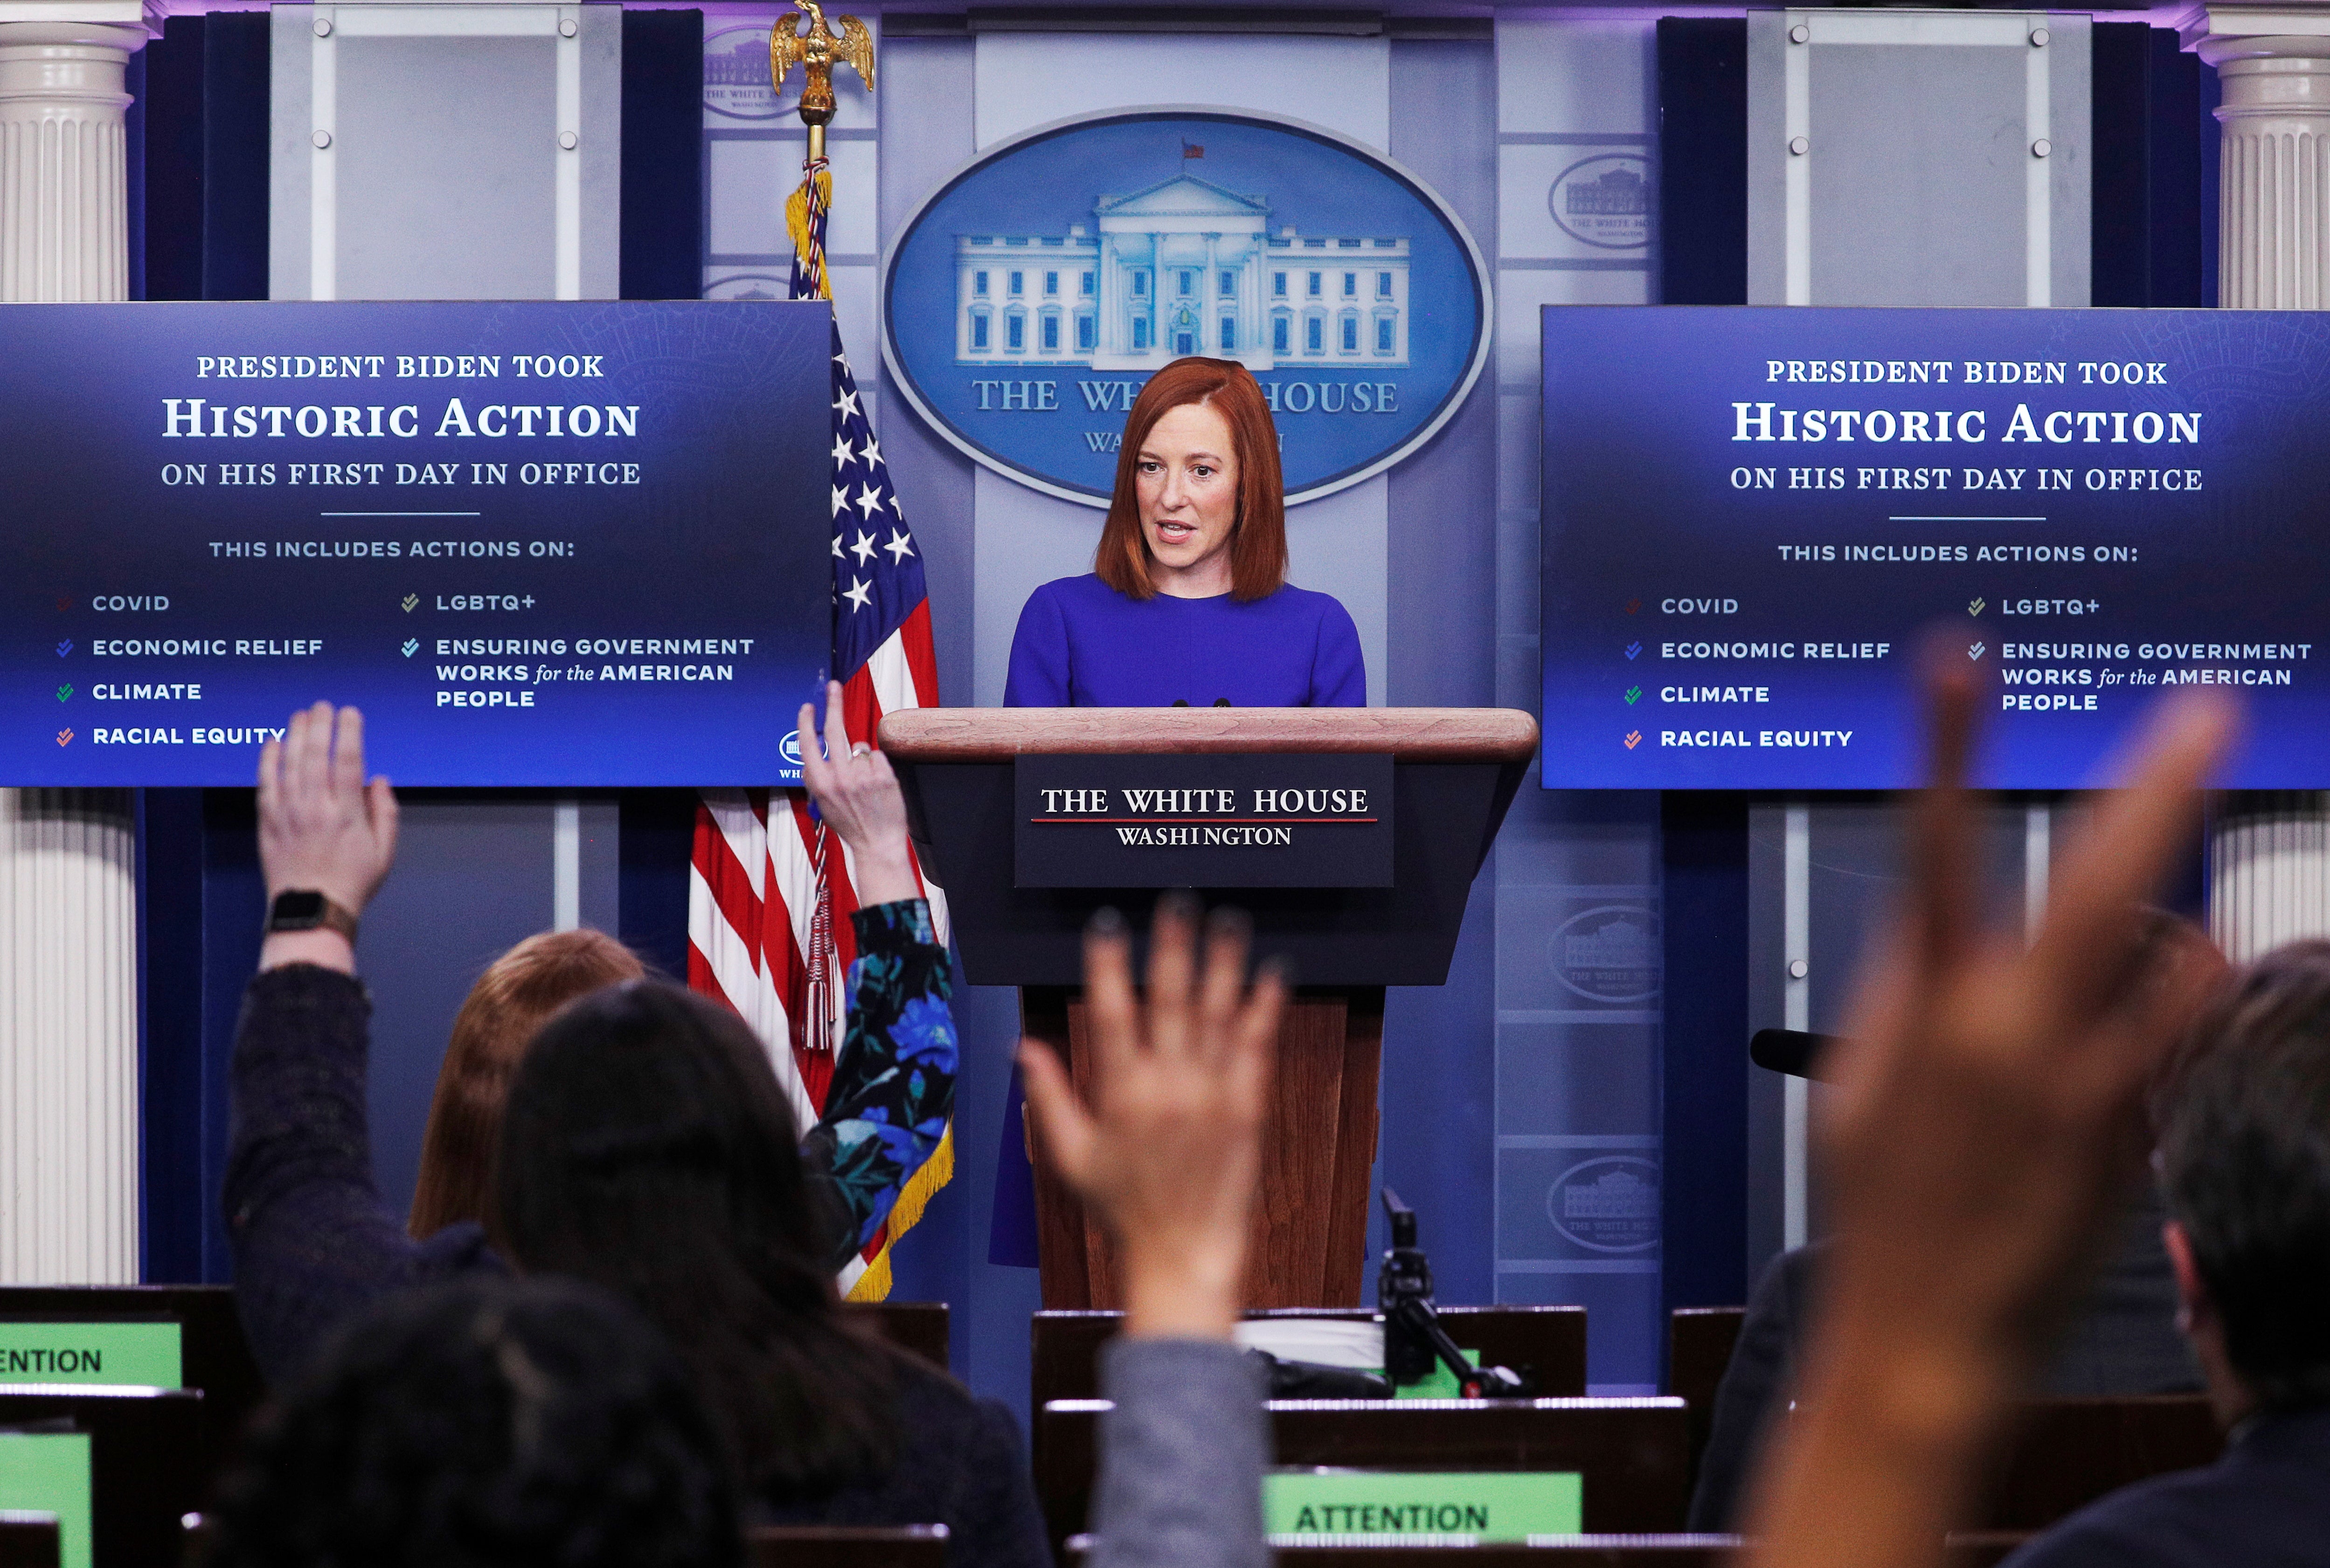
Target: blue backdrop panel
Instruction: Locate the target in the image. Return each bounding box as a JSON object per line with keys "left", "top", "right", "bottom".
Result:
{"left": 1656, "top": 792, "right": 1748, "bottom": 1332}
{"left": 1654, "top": 20, "right": 1748, "bottom": 309}
{"left": 139, "top": 787, "right": 266, "bottom": 1284}
{"left": 2092, "top": 26, "right": 2206, "bottom": 310}
{"left": 200, "top": 12, "right": 270, "bottom": 302}
{"left": 134, "top": 18, "right": 201, "bottom": 303}
{"left": 4, "top": 301, "right": 827, "bottom": 786}
{"left": 137, "top": 787, "right": 206, "bottom": 1282}
{"left": 1544, "top": 305, "right": 2327, "bottom": 789}
{"left": 620, "top": 9, "right": 706, "bottom": 302}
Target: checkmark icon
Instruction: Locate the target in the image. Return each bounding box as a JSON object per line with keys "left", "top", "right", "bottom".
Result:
{"left": 55, "top": 596, "right": 69, "bottom": 613}
{"left": 1968, "top": 597, "right": 1985, "bottom": 616}
{"left": 56, "top": 684, "right": 71, "bottom": 702}
{"left": 1625, "top": 641, "right": 1642, "bottom": 659}
{"left": 56, "top": 639, "right": 72, "bottom": 657}
{"left": 1969, "top": 641, "right": 1986, "bottom": 660}
{"left": 1623, "top": 730, "right": 1643, "bottom": 750}
{"left": 402, "top": 638, "right": 419, "bottom": 657}
{"left": 55, "top": 728, "right": 73, "bottom": 747}
{"left": 402, "top": 593, "right": 420, "bottom": 612}
{"left": 1624, "top": 686, "right": 1642, "bottom": 704}
{"left": 1624, "top": 597, "right": 1641, "bottom": 616}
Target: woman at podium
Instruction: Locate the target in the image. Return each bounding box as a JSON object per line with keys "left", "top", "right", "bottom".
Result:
{"left": 1004, "top": 356, "right": 1365, "bottom": 707}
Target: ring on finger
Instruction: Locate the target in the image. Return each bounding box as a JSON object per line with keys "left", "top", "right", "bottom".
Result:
{"left": 851, "top": 742, "right": 872, "bottom": 757}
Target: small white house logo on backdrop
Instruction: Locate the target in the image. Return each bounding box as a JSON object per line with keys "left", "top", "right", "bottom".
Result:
{"left": 703, "top": 24, "right": 783, "bottom": 119}
{"left": 1548, "top": 154, "right": 1651, "bottom": 251}
{"left": 1548, "top": 904, "right": 1660, "bottom": 1004}
{"left": 1547, "top": 1156, "right": 1661, "bottom": 1253}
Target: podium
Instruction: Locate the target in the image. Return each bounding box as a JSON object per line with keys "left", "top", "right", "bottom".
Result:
{"left": 880, "top": 708, "right": 1538, "bottom": 1309}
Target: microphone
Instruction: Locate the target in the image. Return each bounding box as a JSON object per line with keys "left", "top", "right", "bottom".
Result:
{"left": 1377, "top": 1187, "right": 1535, "bottom": 1398}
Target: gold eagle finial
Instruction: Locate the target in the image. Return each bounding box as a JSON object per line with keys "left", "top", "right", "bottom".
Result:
{"left": 770, "top": 4, "right": 874, "bottom": 163}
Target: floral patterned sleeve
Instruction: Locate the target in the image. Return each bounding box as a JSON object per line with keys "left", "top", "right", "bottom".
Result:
{"left": 801, "top": 896, "right": 959, "bottom": 1272}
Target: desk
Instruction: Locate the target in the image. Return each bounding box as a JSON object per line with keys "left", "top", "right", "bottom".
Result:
{"left": 1035, "top": 1398, "right": 1691, "bottom": 1559}
{"left": 1983, "top": 1396, "right": 2219, "bottom": 1529}
{"left": 1664, "top": 1309, "right": 1744, "bottom": 1491}
{"left": 0, "top": 1387, "right": 204, "bottom": 1568}
{"left": 846, "top": 1302, "right": 949, "bottom": 1372}
{"left": 1065, "top": 1532, "right": 2027, "bottom": 1567}
{"left": 1033, "top": 1308, "right": 1588, "bottom": 1410}
{"left": 747, "top": 1525, "right": 950, "bottom": 1568}
{"left": 0, "top": 1513, "right": 60, "bottom": 1568}
{"left": 0, "top": 1286, "right": 262, "bottom": 1469}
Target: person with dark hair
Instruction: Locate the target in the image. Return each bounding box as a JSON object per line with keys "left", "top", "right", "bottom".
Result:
{"left": 207, "top": 1275, "right": 741, "bottom": 1568}
{"left": 410, "top": 928, "right": 647, "bottom": 1239}
{"left": 1997, "top": 940, "right": 2330, "bottom": 1567}
{"left": 493, "top": 980, "right": 978, "bottom": 1511}
{"left": 1003, "top": 355, "right": 1365, "bottom": 708}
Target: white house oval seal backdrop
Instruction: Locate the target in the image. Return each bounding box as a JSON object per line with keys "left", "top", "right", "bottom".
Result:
{"left": 881, "top": 108, "right": 1493, "bottom": 506}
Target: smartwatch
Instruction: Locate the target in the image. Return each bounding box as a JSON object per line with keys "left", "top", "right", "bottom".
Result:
{"left": 266, "top": 889, "right": 360, "bottom": 944}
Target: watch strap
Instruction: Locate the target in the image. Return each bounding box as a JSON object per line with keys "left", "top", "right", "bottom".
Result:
{"left": 267, "top": 890, "right": 361, "bottom": 943}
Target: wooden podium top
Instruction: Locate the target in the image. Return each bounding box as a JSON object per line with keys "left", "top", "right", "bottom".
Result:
{"left": 880, "top": 706, "right": 1539, "bottom": 763}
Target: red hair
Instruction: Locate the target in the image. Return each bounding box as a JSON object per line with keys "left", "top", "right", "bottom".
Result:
{"left": 408, "top": 928, "right": 645, "bottom": 1238}
{"left": 1094, "top": 357, "right": 1287, "bottom": 602}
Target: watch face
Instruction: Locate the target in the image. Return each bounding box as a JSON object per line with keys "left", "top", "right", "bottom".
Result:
{"left": 271, "top": 891, "right": 326, "bottom": 923}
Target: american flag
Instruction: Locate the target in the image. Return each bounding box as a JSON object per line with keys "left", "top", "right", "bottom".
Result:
{"left": 687, "top": 154, "right": 949, "bottom": 1302}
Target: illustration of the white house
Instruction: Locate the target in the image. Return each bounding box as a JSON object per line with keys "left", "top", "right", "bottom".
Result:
{"left": 953, "top": 173, "right": 1409, "bottom": 371}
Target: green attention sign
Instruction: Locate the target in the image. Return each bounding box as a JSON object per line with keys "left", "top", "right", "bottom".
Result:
{"left": 1264, "top": 1469, "right": 1583, "bottom": 1542}
{"left": 0, "top": 1322, "right": 182, "bottom": 1387}
{"left": 0, "top": 1431, "right": 94, "bottom": 1568}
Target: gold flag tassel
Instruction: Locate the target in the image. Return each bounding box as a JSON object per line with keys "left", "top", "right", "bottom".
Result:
{"left": 785, "top": 162, "right": 833, "bottom": 303}
{"left": 845, "top": 1125, "right": 956, "bottom": 1303}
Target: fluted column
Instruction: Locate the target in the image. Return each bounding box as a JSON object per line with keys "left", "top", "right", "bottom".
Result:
{"left": 0, "top": 791, "right": 138, "bottom": 1283}
{"left": 2201, "top": 23, "right": 2330, "bottom": 309}
{"left": 2187, "top": 7, "right": 2330, "bottom": 957}
{"left": 0, "top": 0, "right": 149, "bottom": 1283}
{"left": 0, "top": 4, "right": 150, "bottom": 301}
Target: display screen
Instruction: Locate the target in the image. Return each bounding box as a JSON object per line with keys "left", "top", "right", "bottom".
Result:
{"left": 1539, "top": 305, "right": 2328, "bottom": 788}
{"left": 4, "top": 301, "right": 829, "bottom": 786}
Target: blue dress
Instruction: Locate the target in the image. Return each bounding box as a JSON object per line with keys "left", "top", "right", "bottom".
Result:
{"left": 1003, "top": 573, "right": 1366, "bottom": 707}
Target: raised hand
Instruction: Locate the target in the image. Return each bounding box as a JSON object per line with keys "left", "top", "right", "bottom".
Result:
{"left": 797, "top": 680, "right": 918, "bottom": 907}
{"left": 1741, "top": 658, "right": 2236, "bottom": 1568}
{"left": 1019, "top": 896, "right": 1286, "bottom": 1340}
{"left": 256, "top": 702, "right": 400, "bottom": 972}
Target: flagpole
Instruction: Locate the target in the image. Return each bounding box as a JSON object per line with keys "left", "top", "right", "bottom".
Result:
{"left": 756, "top": 1, "right": 956, "bottom": 1304}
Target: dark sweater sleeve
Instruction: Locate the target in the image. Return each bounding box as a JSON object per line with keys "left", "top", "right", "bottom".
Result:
{"left": 799, "top": 898, "right": 958, "bottom": 1272}
{"left": 944, "top": 1395, "right": 1053, "bottom": 1568}
{"left": 1091, "top": 1339, "right": 1270, "bottom": 1568}
{"left": 222, "top": 964, "right": 499, "bottom": 1385}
